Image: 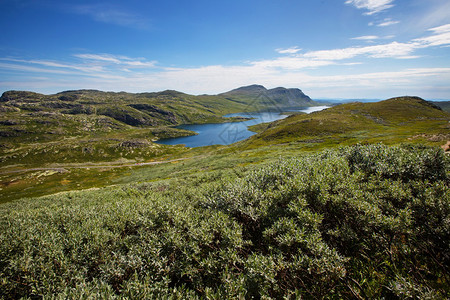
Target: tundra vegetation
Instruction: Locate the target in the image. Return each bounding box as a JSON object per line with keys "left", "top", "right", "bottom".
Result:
{"left": 0, "top": 89, "right": 449, "bottom": 298}
{"left": 0, "top": 144, "right": 448, "bottom": 299}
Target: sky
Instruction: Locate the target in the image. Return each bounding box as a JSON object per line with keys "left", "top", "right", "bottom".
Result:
{"left": 1, "top": 0, "right": 450, "bottom": 99}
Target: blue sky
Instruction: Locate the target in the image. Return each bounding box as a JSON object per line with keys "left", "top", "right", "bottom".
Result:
{"left": 1, "top": 0, "right": 450, "bottom": 99}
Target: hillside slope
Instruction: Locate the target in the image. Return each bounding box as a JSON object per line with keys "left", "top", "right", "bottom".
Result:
{"left": 242, "top": 96, "right": 450, "bottom": 149}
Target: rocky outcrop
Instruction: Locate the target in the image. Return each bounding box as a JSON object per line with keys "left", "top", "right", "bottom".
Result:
{"left": 0, "top": 91, "right": 43, "bottom": 102}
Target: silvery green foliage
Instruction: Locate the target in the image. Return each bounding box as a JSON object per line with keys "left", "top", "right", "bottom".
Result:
{"left": 1, "top": 144, "right": 448, "bottom": 299}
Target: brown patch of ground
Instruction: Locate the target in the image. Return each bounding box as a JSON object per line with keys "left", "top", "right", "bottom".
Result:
{"left": 409, "top": 134, "right": 450, "bottom": 142}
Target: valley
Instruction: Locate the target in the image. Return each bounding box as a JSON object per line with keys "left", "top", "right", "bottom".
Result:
{"left": 1, "top": 90, "right": 449, "bottom": 202}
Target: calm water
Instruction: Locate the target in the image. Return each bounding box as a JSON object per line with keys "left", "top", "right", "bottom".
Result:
{"left": 156, "top": 106, "right": 329, "bottom": 147}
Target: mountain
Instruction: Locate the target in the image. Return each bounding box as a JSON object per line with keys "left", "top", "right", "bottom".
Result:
{"left": 220, "top": 84, "right": 316, "bottom": 109}
{"left": 242, "top": 96, "right": 450, "bottom": 148}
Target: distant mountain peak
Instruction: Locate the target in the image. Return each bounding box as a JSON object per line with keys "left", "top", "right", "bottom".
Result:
{"left": 220, "top": 84, "right": 315, "bottom": 108}
{"left": 227, "top": 84, "right": 267, "bottom": 93}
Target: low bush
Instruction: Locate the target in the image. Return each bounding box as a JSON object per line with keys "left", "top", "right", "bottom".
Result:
{"left": 0, "top": 144, "right": 448, "bottom": 298}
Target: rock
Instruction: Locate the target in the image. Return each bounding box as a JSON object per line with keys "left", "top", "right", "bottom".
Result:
{"left": 118, "top": 140, "right": 150, "bottom": 148}
{"left": 0, "top": 91, "right": 43, "bottom": 102}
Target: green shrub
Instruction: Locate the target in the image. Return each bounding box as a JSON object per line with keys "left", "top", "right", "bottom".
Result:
{"left": 0, "top": 144, "right": 448, "bottom": 299}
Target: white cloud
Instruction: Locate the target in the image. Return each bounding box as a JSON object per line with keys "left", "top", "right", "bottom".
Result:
{"left": 376, "top": 18, "right": 400, "bottom": 27}
{"left": 429, "top": 24, "right": 450, "bottom": 33}
{"left": 250, "top": 56, "right": 335, "bottom": 70}
{"left": 74, "top": 54, "right": 122, "bottom": 64}
{"left": 351, "top": 35, "right": 380, "bottom": 40}
{"left": 276, "top": 47, "right": 302, "bottom": 54}
{"left": 351, "top": 35, "right": 395, "bottom": 41}
{"left": 0, "top": 62, "right": 74, "bottom": 75}
{"left": 345, "top": 0, "right": 395, "bottom": 15}
{"left": 74, "top": 54, "right": 157, "bottom": 68}
{"left": 2, "top": 59, "right": 450, "bottom": 98}
{"left": 250, "top": 40, "right": 420, "bottom": 71}
{"left": 303, "top": 41, "right": 418, "bottom": 60}
{"left": 411, "top": 1, "right": 450, "bottom": 33}
{"left": 414, "top": 23, "right": 450, "bottom": 47}
{"left": 0, "top": 58, "right": 104, "bottom": 73}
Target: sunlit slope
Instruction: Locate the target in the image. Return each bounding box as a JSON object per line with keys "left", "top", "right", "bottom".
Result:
{"left": 243, "top": 96, "right": 450, "bottom": 148}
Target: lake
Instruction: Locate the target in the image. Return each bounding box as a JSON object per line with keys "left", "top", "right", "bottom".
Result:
{"left": 156, "top": 106, "right": 329, "bottom": 147}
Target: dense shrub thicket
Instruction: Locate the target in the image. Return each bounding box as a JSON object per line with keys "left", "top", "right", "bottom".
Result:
{"left": 0, "top": 144, "right": 448, "bottom": 299}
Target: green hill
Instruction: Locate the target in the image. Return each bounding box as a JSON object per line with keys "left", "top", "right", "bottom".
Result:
{"left": 0, "top": 86, "right": 315, "bottom": 149}
{"left": 0, "top": 86, "right": 317, "bottom": 166}
{"left": 1, "top": 94, "right": 449, "bottom": 202}
{"left": 243, "top": 96, "right": 450, "bottom": 149}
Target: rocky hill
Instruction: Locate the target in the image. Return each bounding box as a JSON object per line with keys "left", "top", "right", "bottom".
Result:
{"left": 0, "top": 89, "right": 246, "bottom": 128}
{"left": 220, "top": 84, "right": 316, "bottom": 109}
